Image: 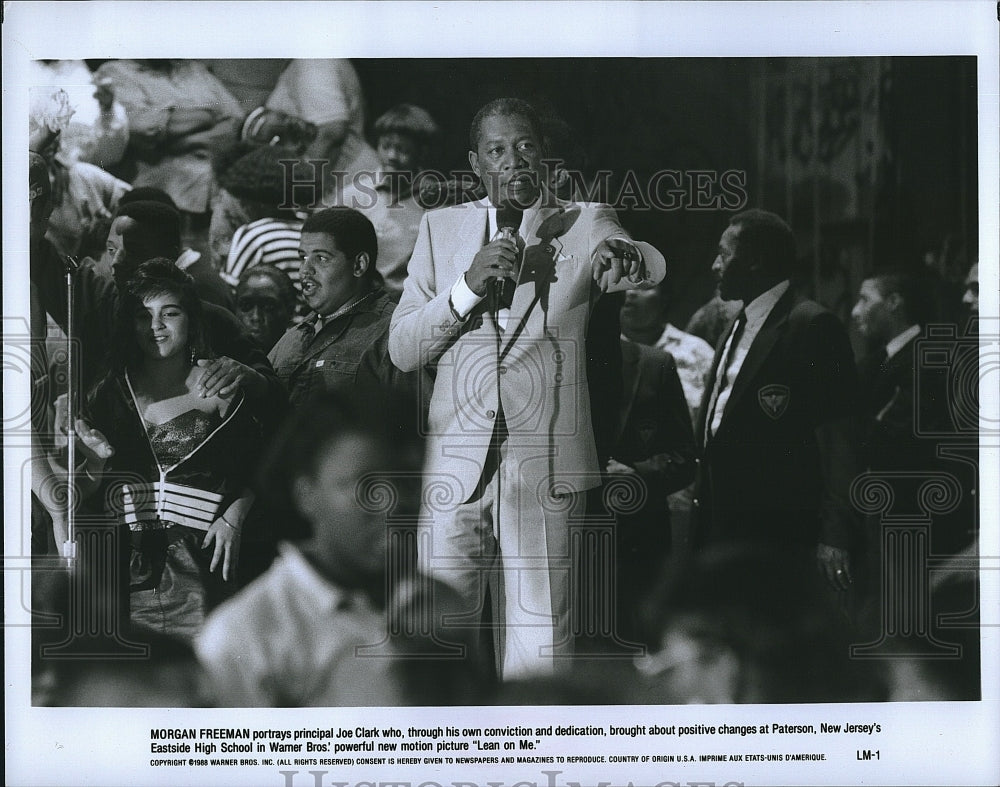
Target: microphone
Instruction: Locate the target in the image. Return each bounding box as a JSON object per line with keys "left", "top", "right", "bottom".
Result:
{"left": 491, "top": 203, "right": 523, "bottom": 320}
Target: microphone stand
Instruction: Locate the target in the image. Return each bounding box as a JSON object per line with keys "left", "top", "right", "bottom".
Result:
{"left": 62, "top": 255, "right": 80, "bottom": 565}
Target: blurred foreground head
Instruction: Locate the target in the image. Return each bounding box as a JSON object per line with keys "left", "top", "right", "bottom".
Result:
{"left": 42, "top": 633, "right": 205, "bottom": 707}
{"left": 639, "top": 544, "right": 882, "bottom": 704}
{"left": 257, "top": 387, "right": 424, "bottom": 589}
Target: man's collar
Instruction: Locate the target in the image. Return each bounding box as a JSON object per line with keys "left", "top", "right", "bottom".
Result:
{"left": 743, "top": 279, "right": 790, "bottom": 327}
{"left": 300, "top": 287, "right": 382, "bottom": 330}
{"left": 885, "top": 324, "right": 921, "bottom": 360}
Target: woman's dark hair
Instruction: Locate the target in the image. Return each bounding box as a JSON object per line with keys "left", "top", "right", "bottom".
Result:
{"left": 92, "top": 259, "right": 212, "bottom": 402}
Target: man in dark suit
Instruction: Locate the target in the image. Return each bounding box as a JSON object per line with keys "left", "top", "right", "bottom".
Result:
{"left": 694, "top": 210, "right": 861, "bottom": 591}
{"left": 851, "top": 272, "right": 940, "bottom": 472}
{"left": 606, "top": 335, "right": 696, "bottom": 644}
{"left": 851, "top": 272, "right": 969, "bottom": 555}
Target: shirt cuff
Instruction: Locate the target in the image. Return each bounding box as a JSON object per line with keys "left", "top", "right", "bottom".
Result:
{"left": 449, "top": 274, "right": 485, "bottom": 321}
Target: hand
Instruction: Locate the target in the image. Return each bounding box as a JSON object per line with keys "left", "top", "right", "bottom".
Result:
{"left": 465, "top": 238, "right": 519, "bottom": 297}
{"left": 195, "top": 356, "right": 253, "bottom": 399}
{"left": 592, "top": 238, "right": 642, "bottom": 291}
{"left": 816, "top": 542, "right": 852, "bottom": 591}
{"left": 606, "top": 457, "right": 638, "bottom": 477}
{"left": 53, "top": 394, "right": 115, "bottom": 461}
{"left": 202, "top": 516, "right": 241, "bottom": 581}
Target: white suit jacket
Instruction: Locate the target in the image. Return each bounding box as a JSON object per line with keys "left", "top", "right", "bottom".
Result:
{"left": 389, "top": 196, "right": 666, "bottom": 506}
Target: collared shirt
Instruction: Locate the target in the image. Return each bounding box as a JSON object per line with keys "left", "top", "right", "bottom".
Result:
{"left": 268, "top": 288, "right": 400, "bottom": 407}
{"left": 654, "top": 322, "right": 715, "bottom": 424}
{"left": 709, "top": 279, "right": 790, "bottom": 436}
{"left": 885, "top": 324, "right": 921, "bottom": 360}
{"left": 195, "top": 542, "right": 396, "bottom": 706}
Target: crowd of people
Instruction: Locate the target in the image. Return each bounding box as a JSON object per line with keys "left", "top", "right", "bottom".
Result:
{"left": 26, "top": 59, "right": 981, "bottom": 707}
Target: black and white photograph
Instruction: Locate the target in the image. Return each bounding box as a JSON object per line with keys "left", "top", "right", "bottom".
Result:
{"left": 4, "top": 2, "right": 998, "bottom": 786}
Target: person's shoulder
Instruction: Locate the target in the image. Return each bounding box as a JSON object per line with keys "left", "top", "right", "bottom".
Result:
{"left": 634, "top": 340, "right": 676, "bottom": 370}
{"left": 371, "top": 289, "right": 400, "bottom": 320}
{"left": 789, "top": 294, "right": 847, "bottom": 337}
{"left": 424, "top": 196, "right": 489, "bottom": 223}
{"left": 268, "top": 322, "right": 303, "bottom": 360}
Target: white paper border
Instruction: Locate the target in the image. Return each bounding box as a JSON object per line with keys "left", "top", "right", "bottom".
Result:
{"left": 4, "top": 2, "right": 998, "bottom": 786}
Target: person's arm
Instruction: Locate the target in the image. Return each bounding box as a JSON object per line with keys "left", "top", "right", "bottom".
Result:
{"left": 30, "top": 235, "right": 117, "bottom": 341}
{"left": 46, "top": 393, "right": 115, "bottom": 503}
{"left": 202, "top": 491, "right": 254, "bottom": 582}
{"left": 389, "top": 211, "right": 515, "bottom": 373}
{"left": 804, "top": 311, "right": 863, "bottom": 590}
{"left": 388, "top": 212, "right": 471, "bottom": 373}
{"left": 198, "top": 303, "right": 287, "bottom": 411}
{"left": 589, "top": 204, "right": 666, "bottom": 293}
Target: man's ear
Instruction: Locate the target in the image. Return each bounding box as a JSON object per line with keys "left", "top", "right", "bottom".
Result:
{"left": 886, "top": 292, "right": 904, "bottom": 314}
{"left": 353, "top": 251, "right": 371, "bottom": 278}
{"left": 468, "top": 150, "right": 481, "bottom": 179}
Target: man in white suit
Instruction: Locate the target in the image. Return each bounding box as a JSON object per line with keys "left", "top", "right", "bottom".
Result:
{"left": 388, "top": 98, "right": 666, "bottom": 679}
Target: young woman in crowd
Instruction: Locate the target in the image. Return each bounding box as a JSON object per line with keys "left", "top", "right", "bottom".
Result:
{"left": 53, "top": 259, "right": 260, "bottom": 639}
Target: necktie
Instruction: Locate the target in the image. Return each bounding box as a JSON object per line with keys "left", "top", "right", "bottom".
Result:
{"left": 705, "top": 309, "right": 747, "bottom": 441}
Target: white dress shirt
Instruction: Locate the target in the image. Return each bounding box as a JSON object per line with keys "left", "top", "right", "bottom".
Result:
{"left": 885, "top": 324, "right": 921, "bottom": 360}
{"left": 708, "top": 279, "right": 790, "bottom": 438}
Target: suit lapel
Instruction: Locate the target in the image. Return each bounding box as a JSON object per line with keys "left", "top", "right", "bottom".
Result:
{"left": 696, "top": 312, "right": 741, "bottom": 443}
{"left": 500, "top": 202, "right": 563, "bottom": 356}
{"left": 719, "top": 287, "right": 796, "bottom": 428}
{"left": 451, "top": 201, "right": 490, "bottom": 280}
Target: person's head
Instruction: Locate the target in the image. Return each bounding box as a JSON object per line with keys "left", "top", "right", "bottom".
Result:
{"left": 298, "top": 207, "right": 380, "bottom": 317}
{"left": 468, "top": 98, "right": 547, "bottom": 209}
{"left": 851, "top": 272, "right": 933, "bottom": 344}
{"left": 620, "top": 284, "right": 668, "bottom": 340}
{"left": 257, "top": 389, "right": 423, "bottom": 588}
{"left": 28, "top": 87, "right": 73, "bottom": 165}
{"left": 962, "top": 262, "right": 979, "bottom": 314}
{"left": 217, "top": 144, "right": 301, "bottom": 217}
{"left": 114, "top": 258, "right": 209, "bottom": 372}
{"left": 373, "top": 104, "right": 438, "bottom": 174}
{"left": 541, "top": 115, "right": 589, "bottom": 200}
{"left": 29, "top": 151, "right": 53, "bottom": 241}
{"left": 107, "top": 201, "right": 182, "bottom": 285}
{"left": 118, "top": 186, "right": 177, "bottom": 211}
{"left": 639, "top": 545, "right": 880, "bottom": 704}
{"left": 713, "top": 209, "right": 797, "bottom": 302}
{"left": 235, "top": 266, "right": 297, "bottom": 352}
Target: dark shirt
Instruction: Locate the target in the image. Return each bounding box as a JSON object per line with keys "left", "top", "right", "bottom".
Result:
{"left": 268, "top": 288, "right": 413, "bottom": 407}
